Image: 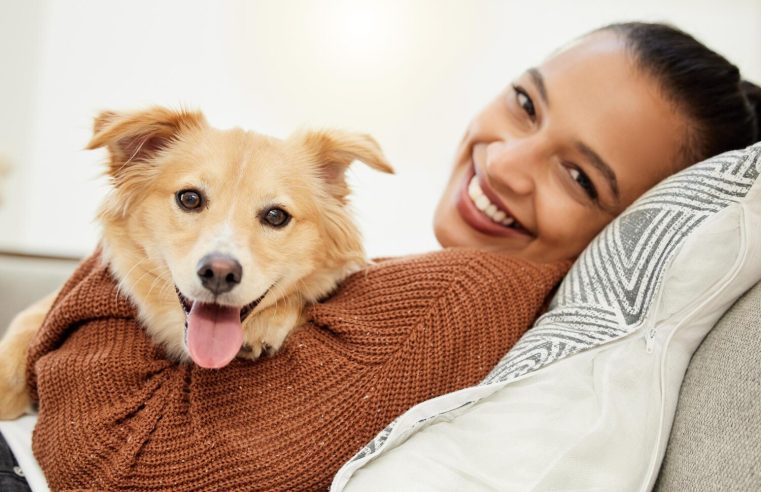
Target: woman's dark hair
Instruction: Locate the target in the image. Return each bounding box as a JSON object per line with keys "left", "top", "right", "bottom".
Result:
{"left": 600, "top": 22, "right": 761, "bottom": 166}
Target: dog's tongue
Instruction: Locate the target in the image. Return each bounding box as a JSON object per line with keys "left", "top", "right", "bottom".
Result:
{"left": 186, "top": 302, "right": 243, "bottom": 369}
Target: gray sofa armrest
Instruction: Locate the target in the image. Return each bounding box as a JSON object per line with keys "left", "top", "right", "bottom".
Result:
{"left": 655, "top": 280, "right": 761, "bottom": 490}
{"left": 0, "top": 252, "right": 80, "bottom": 336}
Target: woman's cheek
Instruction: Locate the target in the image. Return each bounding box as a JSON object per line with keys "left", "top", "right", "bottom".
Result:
{"left": 540, "top": 198, "right": 591, "bottom": 247}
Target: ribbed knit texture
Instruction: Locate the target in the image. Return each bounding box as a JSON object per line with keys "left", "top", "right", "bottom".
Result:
{"left": 27, "top": 249, "right": 569, "bottom": 491}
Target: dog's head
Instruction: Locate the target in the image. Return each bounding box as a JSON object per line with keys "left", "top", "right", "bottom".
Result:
{"left": 88, "top": 107, "right": 392, "bottom": 368}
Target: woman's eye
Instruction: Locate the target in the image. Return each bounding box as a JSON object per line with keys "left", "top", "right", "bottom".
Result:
{"left": 261, "top": 207, "right": 291, "bottom": 228}
{"left": 176, "top": 189, "right": 205, "bottom": 212}
{"left": 568, "top": 167, "right": 598, "bottom": 201}
{"left": 512, "top": 85, "right": 536, "bottom": 119}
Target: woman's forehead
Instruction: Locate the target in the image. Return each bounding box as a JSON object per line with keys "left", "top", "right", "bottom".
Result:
{"left": 537, "top": 31, "right": 636, "bottom": 89}
{"left": 543, "top": 30, "right": 628, "bottom": 65}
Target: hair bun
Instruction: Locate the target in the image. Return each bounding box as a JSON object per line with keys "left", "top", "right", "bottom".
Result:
{"left": 741, "top": 80, "right": 761, "bottom": 142}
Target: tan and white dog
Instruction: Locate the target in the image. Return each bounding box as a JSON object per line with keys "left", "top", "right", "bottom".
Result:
{"left": 0, "top": 106, "right": 392, "bottom": 419}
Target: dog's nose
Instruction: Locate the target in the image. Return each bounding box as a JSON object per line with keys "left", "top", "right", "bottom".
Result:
{"left": 196, "top": 254, "right": 243, "bottom": 295}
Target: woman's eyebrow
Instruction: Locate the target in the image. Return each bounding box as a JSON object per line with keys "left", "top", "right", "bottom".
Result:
{"left": 575, "top": 141, "right": 621, "bottom": 204}
{"left": 527, "top": 68, "right": 549, "bottom": 107}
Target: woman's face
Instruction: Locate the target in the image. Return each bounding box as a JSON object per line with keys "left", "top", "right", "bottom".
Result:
{"left": 434, "top": 31, "right": 688, "bottom": 262}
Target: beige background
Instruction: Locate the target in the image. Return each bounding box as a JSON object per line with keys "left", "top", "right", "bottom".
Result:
{"left": 0, "top": 0, "right": 759, "bottom": 258}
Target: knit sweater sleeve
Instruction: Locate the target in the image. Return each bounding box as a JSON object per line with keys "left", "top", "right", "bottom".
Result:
{"left": 307, "top": 248, "right": 570, "bottom": 401}
{"left": 26, "top": 250, "right": 136, "bottom": 403}
{"left": 27, "top": 248, "right": 569, "bottom": 492}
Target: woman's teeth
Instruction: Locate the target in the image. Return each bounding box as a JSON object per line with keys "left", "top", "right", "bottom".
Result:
{"left": 468, "top": 176, "right": 516, "bottom": 227}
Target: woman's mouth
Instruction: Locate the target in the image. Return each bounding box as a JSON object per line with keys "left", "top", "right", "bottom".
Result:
{"left": 455, "top": 163, "right": 531, "bottom": 238}
{"left": 467, "top": 175, "right": 516, "bottom": 226}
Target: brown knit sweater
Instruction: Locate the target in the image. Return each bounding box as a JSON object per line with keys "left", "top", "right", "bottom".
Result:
{"left": 27, "top": 249, "right": 568, "bottom": 491}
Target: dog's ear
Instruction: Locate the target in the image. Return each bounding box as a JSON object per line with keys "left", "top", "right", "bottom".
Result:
{"left": 297, "top": 129, "right": 394, "bottom": 201}
{"left": 86, "top": 107, "right": 207, "bottom": 175}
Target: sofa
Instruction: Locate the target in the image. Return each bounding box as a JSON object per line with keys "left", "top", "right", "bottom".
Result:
{"left": 0, "top": 252, "right": 80, "bottom": 332}
{"left": 654, "top": 278, "right": 761, "bottom": 490}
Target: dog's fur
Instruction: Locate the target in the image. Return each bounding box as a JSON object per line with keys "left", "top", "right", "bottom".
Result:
{"left": 0, "top": 107, "right": 392, "bottom": 419}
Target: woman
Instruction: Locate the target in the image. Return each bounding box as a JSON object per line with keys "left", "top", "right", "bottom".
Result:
{"left": 2, "top": 21, "right": 760, "bottom": 492}
{"left": 435, "top": 22, "right": 759, "bottom": 262}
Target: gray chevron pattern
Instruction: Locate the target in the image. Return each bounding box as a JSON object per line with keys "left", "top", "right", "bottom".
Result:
{"left": 351, "top": 423, "right": 395, "bottom": 463}
{"left": 483, "top": 143, "right": 761, "bottom": 384}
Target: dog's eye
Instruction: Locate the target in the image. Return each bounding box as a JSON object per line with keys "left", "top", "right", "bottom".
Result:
{"left": 176, "top": 189, "right": 204, "bottom": 211}
{"left": 261, "top": 207, "right": 291, "bottom": 228}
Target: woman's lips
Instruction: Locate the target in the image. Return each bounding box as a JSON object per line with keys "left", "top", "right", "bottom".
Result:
{"left": 455, "top": 162, "right": 529, "bottom": 238}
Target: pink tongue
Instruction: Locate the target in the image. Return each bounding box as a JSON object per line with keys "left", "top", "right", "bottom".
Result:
{"left": 186, "top": 302, "right": 243, "bottom": 369}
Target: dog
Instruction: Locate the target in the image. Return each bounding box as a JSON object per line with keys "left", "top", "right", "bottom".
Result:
{"left": 0, "top": 106, "right": 393, "bottom": 419}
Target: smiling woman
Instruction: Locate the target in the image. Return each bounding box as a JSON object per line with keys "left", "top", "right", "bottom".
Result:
{"left": 435, "top": 29, "right": 696, "bottom": 262}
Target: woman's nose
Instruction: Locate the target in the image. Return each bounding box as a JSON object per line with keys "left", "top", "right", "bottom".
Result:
{"left": 484, "top": 139, "right": 542, "bottom": 196}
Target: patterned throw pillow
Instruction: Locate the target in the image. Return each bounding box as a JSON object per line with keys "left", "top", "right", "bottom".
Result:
{"left": 332, "top": 142, "right": 761, "bottom": 492}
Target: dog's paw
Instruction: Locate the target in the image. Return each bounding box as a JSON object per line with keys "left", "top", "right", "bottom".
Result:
{"left": 0, "top": 358, "right": 32, "bottom": 420}
{"left": 237, "top": 341, "right": 263, "bottom": 360}
{"left": 239, "top": 305, "right": 302, "bottom": 361}
{"left": 237, "top": 340, "right": 279, "bottom": 360}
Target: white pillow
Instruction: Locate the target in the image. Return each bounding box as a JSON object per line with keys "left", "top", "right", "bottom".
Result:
{"left": 332, "top": 142, "right": 761, "bottom": 492}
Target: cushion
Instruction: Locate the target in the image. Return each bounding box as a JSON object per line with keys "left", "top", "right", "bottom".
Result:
{"left": 654, "top": 279, "right": 761, "bottom": 491}
{"left": 332, "top": 142, "right": 761, "bottom": 491}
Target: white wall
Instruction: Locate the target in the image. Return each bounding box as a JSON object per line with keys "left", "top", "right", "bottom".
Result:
{"left": 1, "top": 0, "right": 759, "bottom": 258}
